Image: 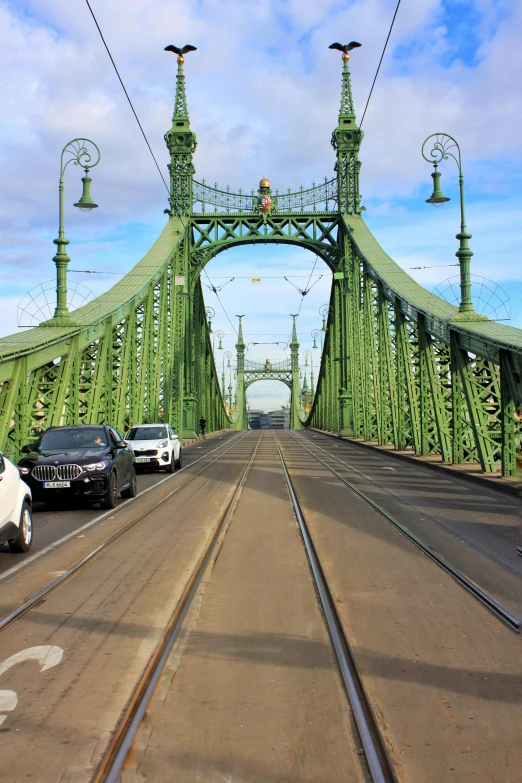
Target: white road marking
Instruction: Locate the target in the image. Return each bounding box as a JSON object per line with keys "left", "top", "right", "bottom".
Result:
{"left": 0, "top": 691, "right": 17, "bottom": 725}
{"left": 0, "top": 645, "right": 64, "bottom": 725}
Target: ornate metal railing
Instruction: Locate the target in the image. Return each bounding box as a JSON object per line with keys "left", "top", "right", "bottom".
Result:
{"left": 244, "top": 359, "right": 291, "bottom": 371}
{"left": 192, "top": 178, "right": 338, "bottom": 213}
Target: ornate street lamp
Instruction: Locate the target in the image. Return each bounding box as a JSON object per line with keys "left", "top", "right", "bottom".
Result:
{"left": 422, "top": 133, "right": 486, "bottom": 321}
{"left": 319, "top": 304, "right": 331, "bottom": 332}
{"left": 311, "top": 329, "right": 321, "bottom": 350}
{"left": 205, "top": 306, "right": 215, "bottom": 334}
{"left": 222, "top": 350, "right": 232, "bottom": 394}
{"left": 214, "top": 329, "right": 224, "bottom": 352}
{"left": 43, "top": 139, "right": 101, "bottom": 326}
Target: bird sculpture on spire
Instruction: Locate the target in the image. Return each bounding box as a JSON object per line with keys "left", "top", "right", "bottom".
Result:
{"left": 164, "top": 44, "right": 197, "bottom": 64}
{"left": 329, "top": 41, "right": 361, "bottom": 61}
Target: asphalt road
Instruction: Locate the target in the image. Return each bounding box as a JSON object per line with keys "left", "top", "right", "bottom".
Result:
{"left": 0, "top": 432, "right": 238, "bottom": 576}
{"left": 299, "top": 429, "right": 522, "bottom": 618}
{"left": 0, "top": 428, "right": 520, "bottom": 783}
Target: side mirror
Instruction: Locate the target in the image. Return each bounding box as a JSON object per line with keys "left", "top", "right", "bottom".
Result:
{"left": 20, "top": 444, "right": 31, "bottom": 454}
{"left": 117, "top": 440, "right": 127, "bottom": 448}
{"left": 171, "top": 434, "right": 178, "bottom": 440}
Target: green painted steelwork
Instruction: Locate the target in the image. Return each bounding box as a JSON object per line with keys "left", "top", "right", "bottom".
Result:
{"left": 1, "top": 48, "right": 521, "bottom": 477}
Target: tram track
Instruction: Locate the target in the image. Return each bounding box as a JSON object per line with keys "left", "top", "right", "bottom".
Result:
{"left": 93, "top": 429, "right": 398, "bottom": 783}
{"left": 92, "top": 431, "right": 264, "bottom": 783}
{"left": 274, "top": 432, "right": 398, "bottom": 783}
{"left": 0, "top": 430, "right": 250, "bottom": 634}
{"left": 288, "top": 430, "right": 520, "bottom": 634}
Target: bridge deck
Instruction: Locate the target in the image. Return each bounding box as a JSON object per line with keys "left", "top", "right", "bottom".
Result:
{"left": 0, "top": 431, "right": 519, "bottom": 782}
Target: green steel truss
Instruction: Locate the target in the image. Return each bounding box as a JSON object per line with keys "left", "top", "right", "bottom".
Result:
{"left": 1, "top": 53, "right": 521, "bottom": 476}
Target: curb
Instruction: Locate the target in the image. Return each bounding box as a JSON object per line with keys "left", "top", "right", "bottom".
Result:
{"left": 310, "top": 429, "right": 522, "bottom": 500}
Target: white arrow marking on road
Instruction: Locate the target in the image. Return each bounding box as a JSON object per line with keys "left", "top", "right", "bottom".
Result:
{"left": 0, "top": 645, "right": 64, "bottom": 725}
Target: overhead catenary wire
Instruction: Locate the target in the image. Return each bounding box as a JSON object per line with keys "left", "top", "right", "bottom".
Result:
{"left": 203, "top": 269, "right": 238, "bottom": 335}
{"left": 360, "top": 0, "right": 402, "bottom": 128}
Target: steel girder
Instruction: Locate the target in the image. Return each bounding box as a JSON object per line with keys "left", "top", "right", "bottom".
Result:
{"left": 307, "top": 216, "right": 522, "bottom": 477}
{"left": 0, "top": 221, "right": 229, "bottom": 458}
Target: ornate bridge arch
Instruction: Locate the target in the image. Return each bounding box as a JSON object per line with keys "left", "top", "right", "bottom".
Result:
{"left": 189, "top": 211, "right": 341, "bottom": 285}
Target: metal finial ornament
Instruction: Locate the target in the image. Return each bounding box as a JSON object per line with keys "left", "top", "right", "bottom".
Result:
{"left": 329, "top": 41, "right": 361, "bottom": 61}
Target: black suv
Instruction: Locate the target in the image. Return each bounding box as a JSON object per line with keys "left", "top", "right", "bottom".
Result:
{"left": 18, "top": 425, "right": 136, "bottom": 509}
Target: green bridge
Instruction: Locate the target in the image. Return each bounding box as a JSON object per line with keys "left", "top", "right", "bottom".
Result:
{"left": 1, "top": 50, "right": 521, "bottom": 478}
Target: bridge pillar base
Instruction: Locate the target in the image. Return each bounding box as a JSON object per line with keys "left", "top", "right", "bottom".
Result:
{"left": 181, "top": 395, "right": 198, "bottom": 439}
{"left": 339, "top": 390, "right": 354, "bottom": 437}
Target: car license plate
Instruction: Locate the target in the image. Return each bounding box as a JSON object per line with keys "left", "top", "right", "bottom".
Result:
{"left": 43, "top": 481, "right": 71, "bottom": 489}
{"left": 134, "top": 457, "right": 151, "bottom": 463}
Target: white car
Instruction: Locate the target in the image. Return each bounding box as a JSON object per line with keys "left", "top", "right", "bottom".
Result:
{"left": 0, "top": 452, "right": 33, "bottom": 553}
{"left": 125, "top": 424, "right": 182, "bottom": 473}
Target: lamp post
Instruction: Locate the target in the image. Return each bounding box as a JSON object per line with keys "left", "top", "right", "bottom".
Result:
{"left": 43, "top": 139, "right": 101, "bottom": 327}
{"left": 303, "top": 350, "right": 314, "bottom": 393}
{"left": 319, "top": 304, "right": 331, "bottom": 332}
{"left": 214, "top": 329, "right": 224, "bottom": 353}
{"left": 421, "top": 133, "right": 486, "bottom": 321}
{"left": 205, "top": 306, "right": 215, "bottom": 335}
{"left": 222, "top": 350, "right": 232, "bottom": 396}
{"left": 311, "top": 328, "right": 321, "bottom": 351}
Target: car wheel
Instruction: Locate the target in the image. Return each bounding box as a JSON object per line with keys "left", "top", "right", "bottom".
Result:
{"left": 166, "top": 451, "right": 175, "bottom": 473}
{"left": 9, "top": 502, "right": 33, "bottom": 553}
{"left": 121, "top": 466, "right": 137, "bottom": 498}
{"left": 175, "top": 449, "right": 182, "bottom": 470}
{"left": 100, "top": 472, "right": 118, "bottom": 509}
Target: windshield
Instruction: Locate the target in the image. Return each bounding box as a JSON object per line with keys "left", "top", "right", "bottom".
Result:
{"left": 40, "top": 428, "right": 108, "bottom": 450}
{"left": 126, "top": 426, "right": 167, "bottom": 441}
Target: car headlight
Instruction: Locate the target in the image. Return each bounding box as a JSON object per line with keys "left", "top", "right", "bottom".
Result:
{"left": 18, "top": 467, "right": 31, "bottom": 475}
{"left": 83, "top": 461, "right": 108, "bottom": 472}
{"left": 157, "top": 440, "right": 169, "bottom": 448}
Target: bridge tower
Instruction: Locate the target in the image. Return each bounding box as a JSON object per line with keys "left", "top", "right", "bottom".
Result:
{"left": 233, "top": 317, "right": 249, "bottom": 430}
{"left": 164, "top": 53, "right": 197, "bottom": 217}
{"left": 289, "top": 316, "right": 303, "bottom": 430}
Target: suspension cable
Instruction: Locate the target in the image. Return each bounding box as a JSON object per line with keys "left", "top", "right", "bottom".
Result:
{"left": 360, "top": 0, "right": 402, "bottom": 128}
{"left": 84, "top": 0, "right": 170, "bottom": 193}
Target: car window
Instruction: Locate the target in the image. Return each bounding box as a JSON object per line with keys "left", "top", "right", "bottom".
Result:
{"left": 126, "top": 426, "right": 168, "bottom": 440}
{"left": 40, "top": 428, "right": 107, "bottom": 450}
{"left": 109, "top": 429, "right": 120, "bottom": 446}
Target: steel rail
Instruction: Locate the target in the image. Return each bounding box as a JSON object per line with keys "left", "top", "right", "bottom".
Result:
{"left": 274, "top": 432, "right": 398, "bottom": 783}
{"left": 290, "top": 431, "right": 520, "bottom": 634}
{"left": 0, "top": 431, "right": 251, "bottom": 634}
{"left": 94, "top": 431, "right": 264, "bottom": 783}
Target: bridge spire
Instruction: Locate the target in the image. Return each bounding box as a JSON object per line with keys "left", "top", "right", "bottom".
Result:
{"left": 232, "top": 316, "right": 248, "bottom": 429}
{"left": 288, "top": 315, "right": 303, "bottom": 430}
{"left": 331, "top": 49, "right": 364, "bottom": 214}
{"left": 164, "top": 50, "right": 198, "bottom": 216}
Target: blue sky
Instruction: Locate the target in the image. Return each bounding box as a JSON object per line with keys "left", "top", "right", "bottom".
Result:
{"left": 1, "top": 0, "right": 521, "bottom": 410}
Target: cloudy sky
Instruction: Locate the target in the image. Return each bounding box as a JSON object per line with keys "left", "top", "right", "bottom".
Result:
{"left": 1, "top": 0, "right": 521, "bottom": 411}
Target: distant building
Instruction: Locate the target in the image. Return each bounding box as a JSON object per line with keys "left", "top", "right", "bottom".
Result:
{"left": 248, "top": 407, "right": 289, "bottom": 429}
{"left": 248, "top": 409, "right": 264, "bottom": 429}
{"left": 268, "top": 409, "right": 288, "bottom": 429}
